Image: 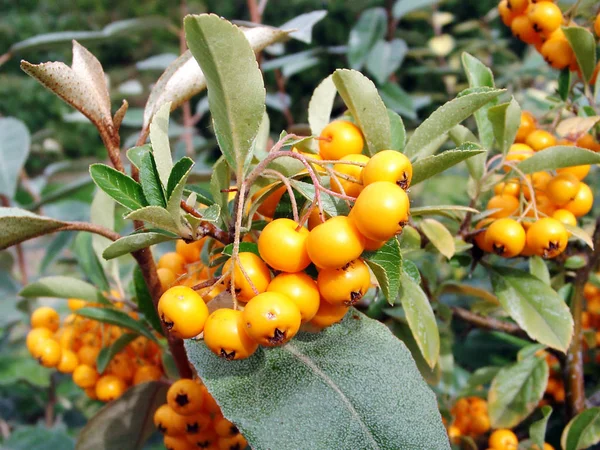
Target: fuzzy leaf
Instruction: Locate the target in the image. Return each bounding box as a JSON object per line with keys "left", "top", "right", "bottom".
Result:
{"left": 76, "top": 307, "right": 157, "bottom": 342}
{"left": 166, "top": 157, "right": 194, "bottom": 200}
{"left": 420, "top": 218, "right": 455, "bottom": 259}
{"left": 0, "top": 118, "right": 30, "bottom": 198}
{"left": 139, "top": 152, "right": 166, "bottom": 207}
{"left": 308, "top": 75, "right": 336, "bottom": 151}
{"left": 515, "top": 146, "right": 600, "bottom": 174}
{"left": 103, "top": 232, "right": 178, "bottom": 260}
{"left": 125, "top": 206, "right": 180, "bottom": 235}
{"left": 90, "top": 164, "right": 147, "bottom": 211}
{"left": 0, "top": 207, "right": 65, "bottom": 250}
{"left": 19, "top": 276, "right": 109, "bottom": 304}
{"left": 530, "top": 406, "right": 552, "bottom": 450}
{"left": 364, "top": 238, "right": 402, "bottom": 303}
{"left": 411, "top": 146, "right": 485, "bottom": 185}
{"left": 388, "top": 109, "right": 406, "bottom": 152}
{"left": 563, "top": 27, "right": 597, "bottom": 83}
{"left": 561, "top": 407, "right": 600, "bottom": 450}
{"left": 148, "top": 102, "right": 173, "bottom": 187}
{"left": 488, "top": 98, "right": 521, "bottom": 155}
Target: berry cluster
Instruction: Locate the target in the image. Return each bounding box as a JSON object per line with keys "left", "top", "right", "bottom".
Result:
{"left": 499, "top": 0, "right": 600, "bottom": 78}
{"left": 474, "top": 111, "right": 595, "bottom": 259}
{"left": 154, "top": 378, "right": 247, "bottom": 450}
{"left": 156, "top": 120, "right": 414, "bottom": 360}
{"left": 540, "top": 352, "right": 565, "bottom": 406}
{"left": 447, "top": 397, "right": 491, "bottom": 441}
{"left": 26, "top": 301, "right": 163, "bottom": 402}
{"left": 582, "top": 279, "right": 600, "bottom": 363}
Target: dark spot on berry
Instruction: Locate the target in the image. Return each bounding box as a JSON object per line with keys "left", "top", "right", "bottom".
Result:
{"left": 345, "top": 290, "right": 364, "bottom": 306}
{"left": 195, "top": 440, "right": 211, "bottom": 448}
{"left": 230, "top": 425, "right": 239, "bottom": 435}
{"left": 157, "top": 423, "right": 167, "bottom": 434}
{"left": 220, "top": 349, "right": 236, "bottom": 360}
{"left": 161, "top": 314, "right": 174, "bottom": 331}
{"left": 396, "top": 173, "right": 409, "bottom": 190}
{"left": 533, "top": 23, "right": 541, "bottom": 33}
{"left": 266, "top": 311, "right": 276, "bottom": 319}
{"left": 268, "top": 328, "right": 286, "bottom": 345}
{"left": 229, "top": 445, "right": 242, "bottom": 450}
{"left": 492, "top": 243, "right": 506, "bottom": 256}
{"left": 186, "top": 422, "right": 199, "bottom": 433}
{"left": 542, "top": 241, "right": 560, "bottom": 258}
{"left": 175, "top": 392, "right": 189, "bottom": 407}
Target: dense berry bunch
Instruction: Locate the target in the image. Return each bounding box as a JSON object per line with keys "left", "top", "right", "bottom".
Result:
{"left": 446, "top": 396, "right": 491, "bottom": 441}
{"left": 154, "top": 378, "right": 247, "bottom": 450}
{"left": 156, "top": 121, "right": 413, "bottom": 360}
{"left": 498, "top": 0, "right": 600, "bottom": 78}
{"left": 474, "top": 111, "right": 596, "bottom": 259}
{"left": 26, "top": 299, "right": 164, "bottom": 402}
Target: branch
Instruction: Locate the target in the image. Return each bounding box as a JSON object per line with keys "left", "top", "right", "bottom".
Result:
{"left": 451, "top": 306, "right": 526, "bottom": 336}
{"left": 180, "top": 201, "right": 232, "bottom": 244}
{"left": 54, "top": 221, "right": 121, "bottom": 241}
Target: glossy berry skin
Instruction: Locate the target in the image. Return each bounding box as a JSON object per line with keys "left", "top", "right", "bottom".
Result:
{"left": 485, "top": 218, "right": 526, "bottom": 258}
{"left": 133, "top": 365, "right": 163, "bottom": 385}
{"left": 515, "top": 111, "right": 537, "bottom": 143}
{"left": 498, "top": 0, "right": 518, "bottom": 26}
{"left": 505, "top": 143, "right": 534, "bottom": 169}
{"left": 35, "top": 339, "right": 62, "bottom": 368}
{"left": 506, "top": 0, "right": 528, "bottom": 14}
{"left": 254, "top": 184, "right": 286, "bottom": 218}
{"left": 26, "top": 328, "right": 54, "bottom": 355}
{"left": 528, "top": 2, "right": 563, "bottom": 35}
{"left": 223, "top": 252, "right": 271, "bottom": 302}
{"left": 522, "top": 171, "right": 551, "bottom": 200}
{"left": 494, "top": 179, "right": 520, "bottom": 197}
{"left": 488, "top": 429, "right": 518, "bottom": 450}
{"left": 243, "top": 292, "right": 301, "bottom": 347}
{"left": 214, "top": 417, "right": 239, "bottom": 438}
{"left": 158, "top": 286, "right": 209, "bottom": 339}
{"left": 176, "top": 238, "right": 204, "bottom": 264}
{"left": 541, "top": 38, "right": 573, "bottom": 70}
{"left": 96, "top": 374, "right": 127, "bottom": 402}
{"left": 318, "top": 259, "right": 371, "bottom": 306}
{"left": 526, "top": 129, "right": 557, "bottom": 152}
{"left": 257, "top": 218, "right": 311, "bottom": 272}
{"left": 181, "top": 412, "right": 211, "bottom": 435}
{"left": 474, "top": 219, "right": 494, "bottom": 253}
{"left": 563, "top": 183, "right": 593, "bottom": 217}
{"left": 203, "top": 309, "right": 258, "bottom": 360}
{"left": 331, "top": 153, "right": 369, "bottom": 198}
{"left": 72, "top": 364, "right": 99, "bottom": 388}
{"left": 158, "top": 252, "right": 187, "bottom": 276}
{"left": 167, "top": 379, "right": 204, "bottom": 416}
{"left": 486, "top": 194, "right": 520, "bottom": 218}
{"left": 557, "top": 164, "right": 590, "bottom": 181}
{"left": 552, "top": 209, "right": 577, "bottom": 227}
{"left": 351, "top": 181, "right": 410, "bottom": 242}
{"left": 186, "top": 429, "right": 218, "bottom": 448}
{"left": 309, "top": 301, "right": 349, "bottom": 329}
{"left": 526, "top": 218, "right": 568, "bottom": 259}
{"left": 163, "top": 435, "right": 194, "bottom": 450}
{"left": 67, "top": 298, "right": 87, "bottom": 311}
{"left": 546, "top": 173, "right": 580, "bottom": 206}
{"left": 362, "top": 150, "right": 413, "bottom": 190}
{"left": 57, "top": 349, "right": 79, "bottom": 374}
{"left": 267, "top": 272, "right": 320, "bottom": 323}
{"left": 595, "top": 13, "right": 600, "bottom": 37}
{"left": 157, "top": 268, "right": 177, "bottom": 293}
{"left": 154, "top": 404, "right": 187, "bottom": 436}
{"left": 511, "top": 15, "right": 542, "bottom": 45}
{"left": 31, "top": 306, "right": 60, "bottom": 332}
{"left": 318, "top": 121, "right": 364, "bottom": 160}
{"left": 306, "top": 216, "right": 365, "bottom": 269}
{"left": 217, "top": 434, "right": 248, "bottom": 450}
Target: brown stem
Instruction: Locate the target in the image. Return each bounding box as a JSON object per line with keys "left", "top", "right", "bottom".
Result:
{"left": 274, "top": 69, "right": 294, "bottom": 127}
{"left": 180, "top": 201, "right": 232, "bottom": 244}
{"left": 247, "top": 0, "right": 261, "bottom": 23}
{"left": 44, "top": 374, "right": 56, "bottom": 427}
{"left": 564, "top": 217, "right": 600, "bottom": 418}
{"left": 191, "top": 277, "right": 219, "bottom": 291}
{"left": 55, "top": 222, "right": 121, "bottom": 241}
{"left": 451, "top": 306, "right": 526, "bottom": 336}
{"left": 0, "top": 51, "right": 12, "bottom": 68}
{"left": 98, "top": 121, "right": 125, "bottom": 173}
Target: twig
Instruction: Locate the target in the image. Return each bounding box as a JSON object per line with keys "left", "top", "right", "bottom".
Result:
{"left": 0, "top": 51, "right": 12, "bottom": 68}
{"left": 54, "top": 222, "right": 121, "bottom": 241}
{"left": 44, "top": 374, "right": 56, "bottom": 427}
{"left": 191, "top": 277, "right": 220, "bottom": 291}
{"left": 179, "top": 201, "right": 232, "bottom": 244}
{"left": 274, "top": 69, "right": 294, "bottom": 127}
{"left": 263, "top": 169, "right": 299, "bottom": 222}
{"left": 451, "top": 306, "right": 526, "bottom": 336}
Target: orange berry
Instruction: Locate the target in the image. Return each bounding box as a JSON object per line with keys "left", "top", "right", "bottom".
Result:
{"left": 31, "top": 306, "right": 60, "bottom": 332}
{"left": 318, "top": 121, "right": 364, "bottom": 160}
{"left": 167, "top": 379, "right": 204, "bottom": 416}
{"left": 257, "top": 218, "right": 311, "bottom": 273}
{"left": 306, "top": 216, "right": 365, "bottom": 269}
{"left": 487, "top": 194, "right": 520, "bottom": 218}
{"left": 489, "top": 429, "right": 518, "bottom": 449}
{"left": 563, "top": 183, "right": 593, "bottom": 217}
{"left": 309, "top": 300, "right": 349, "bottom": 329}
{"left": 511, "top": 14, "right": 542, "bottom": 45}
{"left": 528, "top": 2, "right": 563, "bottom": 35}
{"left": 526, "top": 129, "right": 557, "bottom": 151}
{"left": 267, "top": 272, "right": 320, "bottom": 323}
{"left": 485, "top": 218, "right": 526, "bottom": 257}
{"left": 95, "top": 374, "right": 127, "bottom": 402}
{"left": 331, "top": 153, "right": 370, "bottom": 197}
{"left": 541, "top": 38, "right": 573, "bottom": 70}
{"left": 526, "top": 217, "right": 569, "bottom": 258}
{"left": 158, "top": 252, "right": 187, "bottom": 276}
{"left": 515, "top": 112, "right": 537, "bottom": 143}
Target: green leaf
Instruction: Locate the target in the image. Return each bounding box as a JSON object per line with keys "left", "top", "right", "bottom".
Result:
{"left": 402, "top": 260, "right": 421, "bottom": 284}
{"left": 364, "top": 238, "right": 402, "bottom": 303}
{"left": 0, "top": 207, "right": 65, "bottom": 250}
{"left": 565, "top": 255, "right": 587, "bottom": 270}
{"left": 515, "top": 146, "right": 600, "bottom": 174}
{"left": 365, "top": 38, "right": 408, "bottom": 85}
{"left": 558, "top": 69, "right": 571, "bottom": 101}
{"left": 488, "top": 353, "right": 548, "bottom": 428}
{"left": 308, "top": 75, "right": 336, "bottom": 151}
{"left": 3, "top": 425, "right": 74, "bottom": 450}
{"left": 458, "top": 366, "right": 501, "bottom": 397}
{"left": 332, "top": 69, "right": 391, "bottom": 155}
{"left": 133, "top": 266, "right": 163, "bottom": 335}
{"left": 490, "top": 266, "right": 573, "bottom": 352}
{"left": 0, "top": 355, "right": 51, "bottom": 387}
{"left": 388, "top": 109, "right": 406, "bottom": 152}
{"left": 210, "top": 157, "right": 231, "bottom": 226}
{"left": 563, "top": 26, "right": 597, "bottom": 83}
{"left": 185, "top": 14, "right": 265, "bottom": 175}
{"left": 19, "top": 276, "right": 109, "bottom": 304}
{"left": 411, "top": 146, "right": 485, "bottom": 186}
{"left": 530, "top": 405, "right": 552, "bottom": 450}
{"left": 462, "top": 53, "right": 497, "bottom": 150}
{"left": 390, "top": 321, "right": 441, "bottom": 385}
{"left": 529, "top": 255, "right": 550, "bottom": 285}
{"left": 393, "top": 0, "right": 439, "bottom": 19}
{"left": 398, "top": 272, "right": 440, "bottom": 368}
{"left": 420, "top": 218, "right": 455, "bottom": 259}
{"left": 73, "top": 232, "right": 110, "bottom": 291}
{"left": 75, "top": 381, "right": 167, "bottom": 450}
{"left": 488, "top": 98, "right": 521, "bottom": 155}
{"left": 97, "top": 333, "right": 138, "bottom": 373}
{"left": 564, "top": 224, "right": 594, "bottom": 249}
{"left": 90, "top": 189, "right": 116, "bottom": 268}
{"left": 148, "top": 101, "right": 173, "bottom": 186}
{"left": 166, "top": 157, "right": 194, "bottom": 200}
{"left": 125, "top": 206, "right": 180, "bottom": 235}
{"left": 89, "top": 164, "right": 148, "bottom": 211}
{"left": 126, "top": 144, "right": 152, "bottom": 169}
{"left": 0, "top": 117, "right": 30, "bottom": 198}
{"left": 185, "top": 185, "right": 214, "bottom": 206}
{"left": 185, "top": 312, "right": 450, "bottom": 450}
{"left": 103, "top": 232, "right": 178, "bottom": 260}
{"left": 280, "top": 10, "right": 327, "bottom": 44}
{"left": 139, "top": 152, "right": 166, "bottom": 207}
{"left": 411, "top": 205, "right": 479, "bottom": 217}
{"left": 561, "top": 407, "right": 600, "bottom": 450}
{"left": 379, "top": 82, "right": 417, "bottom": 120}
{"left": 347, "top": 8, "right": 387, "bottom": 70}
{"left": 76, "top": 307, "right": 158, "bottom": 343}
{"left": 404, "top": 88, "right": 504, "bottom": 159}
{"left": 222, "top": 242, "right": 259, "bottom": 257}
{"left": 289, "top": 179, "right": 350, "bottom": 217}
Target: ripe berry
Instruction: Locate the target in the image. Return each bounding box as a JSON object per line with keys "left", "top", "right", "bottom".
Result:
{"left": 306, "top": 216, "right": 365, "bottom": 269}
{"left": 158, "top": 252, "right": 187, "bottom": 276}
{"left": 186, "top": 429, "right": 219, "bottom": 448}
{"left": 505, "top": 143, "right": 535, "bottom": 168}
{"left": 67, "top": 298, "right": 87, "bottom": 311}
{"left": 309, "top": 301, "right": 349, "bottom": 329}
{"left": 181, "top": 411, "right": 211, "bottom": 435}
{"left": 474, "top": 219, "right": 494, "bottom": 253}
{"left": 73, "top": 364, "right": 99, "bottom": 388}
{"left": 486, "top": 194, "right": 520, "bottom": 218}
{"left": 511, "top": 14, "right": 542, "bottom": 45}
{"left": 167, "top": 379, "right": 204, "bottom": 416}
{"left": 318, "top": 121, "right": 364, "bottom": 160}
{"left": 331, "top": 153, "right": 370, "bottom": 197}
{"left": 35, "top": 339, "right": 62, "bottom": 368}
{"left": 257, "top": 218, "right": 311, "bottom": 272}
{"left": 26, "top": 328, "right": 54, "bottom": 355}
{"left": 158, "top": 286, "right": 209, "bottom": 339}
{"left": 498, "top": 0, "right": 518, "bottom": 26}
{"left": 176, "top": 239, "right": 204, "bottom": 264}
{"left": 134, "top": 365, "right": 163, "bottom": 385}
{"left": 557, "top": 164, "right": 590, "bottom": 181}
{"left": 515, "top": 111, "right": 537, "bottom": 143}
{"left": 318, "top": 259, "right": 371, "bottom": 306}
{"left": 488, "top": 429, "right": 518, "bottom": 450}
{"left": 77, "top": 345, "right": 100, "bottom": 367}
{"left": 157, "top": 268, "right": 177, "bottom": 293}
{"left": 214, "top": 417, "right": 239, "bottom": 437}
{"left": 563, "top": 182, "right": 593, "bottom": 217}
{"left": 243, "top": 292, "right": 301, "bottom": 346}
{"left": 154, "top": 404, "right": 187, "bottom": 436}
{"left": 525, "top": 129, "right": 557, "bottom": 151}
{"left": 163, "top": 434, "right": 194, "bottom": 450}
{"left": 223, "top": 252, "right": 271, "bottom": 302}
{"left": 57, "top": 349, "right": 79, "bottom": 374}
{"left": 541, "top": 38, "right": 573, "bottom": 70}
{"left": 254, "top": 184, "right": 286, "bottom": 218}
{"left": 522, "top": 171, "right": 551, "bottom": 200}
{"left": 595, "top": 13, "right": 600, "bottom": 37}
{"left": 494, "top": 179, "right": 520, "bottom": 197}
{"left": 576, "top": 134, "right": 600, "bottom": 152}
{"left": 526, "top": 218, "right": 568, "bottom": 258}
{"left": 203, "top": 309, "right": 258, "bottom": 360}
{"left": 351, "top": 181, "right": 410, "bottom": 241}
{"left": 107, "top": 354, "right": 135, "bottom": 383}
{"left": 96, "top": 374, "right": 127, "bottom": 402}
{"left": 552, "top": 209, "right": 577, "bottom": 227}
{"left": 31, "top": 306, "right": 60, "bottom": 332}
{"left": 361, "top": 149, "right": 413, "bottom": 190}
{"left": 546, "top": 173, "right": 580, "bottom": 206}
{"left": 528, "top": 2, "right": 563, "bottom": 35}
{"left": 217, "top": 434, "right": 248, "bottom": 450}
{"left": 267, "top": 272, "right": 320, "bottom": 322}
{"left": 485, "top": 218, "right": 526, "bottom": 257}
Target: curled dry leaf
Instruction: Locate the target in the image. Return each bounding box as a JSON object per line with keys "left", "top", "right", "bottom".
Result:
{"left": 555, "top": 116, "right": 600, "bottom": 140}
{"left": 143, "top": 26, "right": 291, "bottom": 128}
